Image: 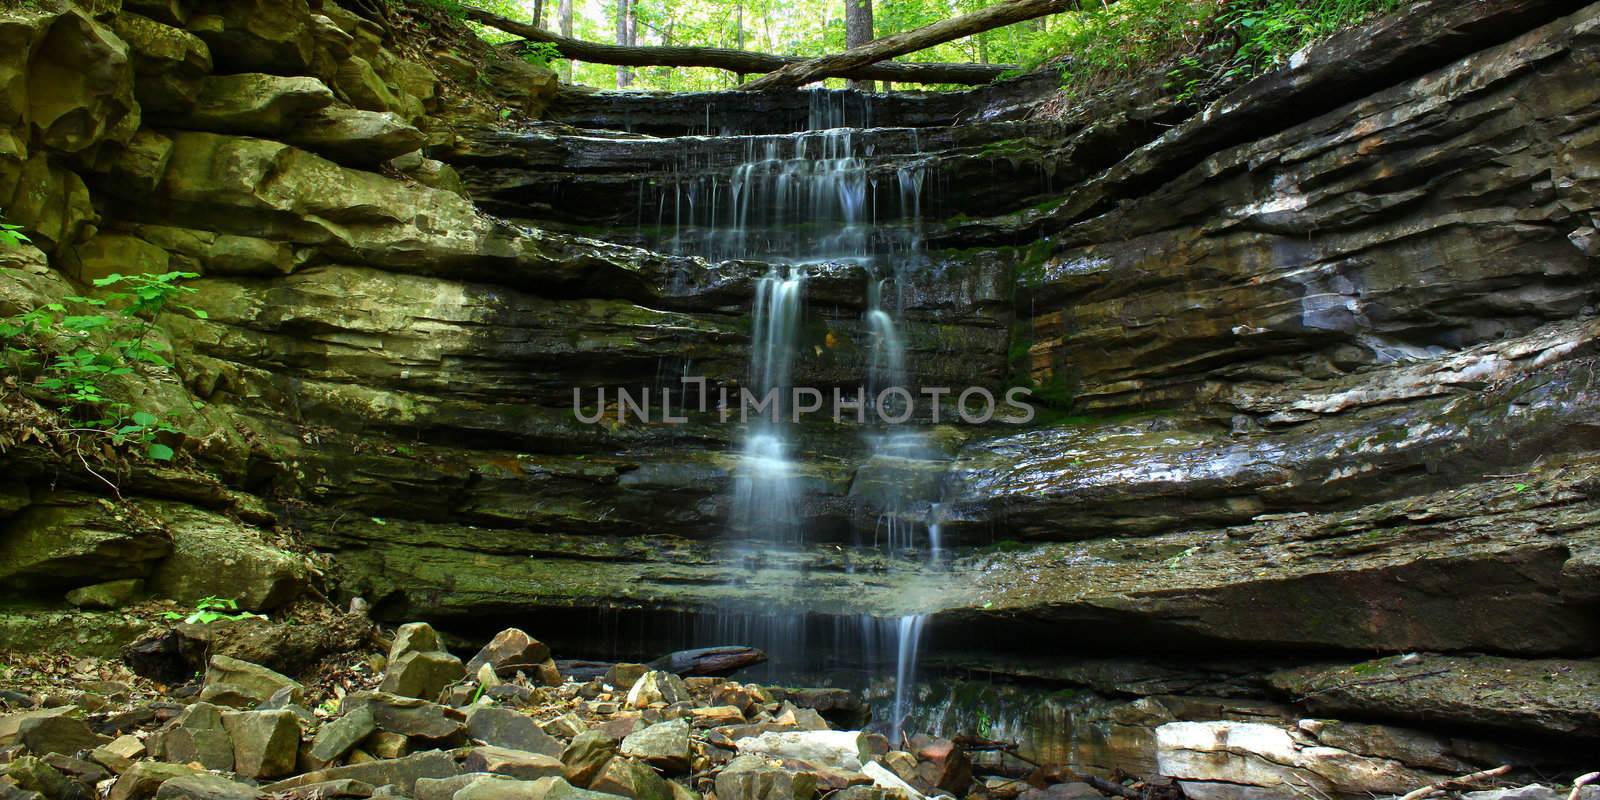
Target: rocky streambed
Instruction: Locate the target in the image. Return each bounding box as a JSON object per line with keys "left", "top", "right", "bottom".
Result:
{"left": 4, "top": 621, "right": 1598, "bottom": 800}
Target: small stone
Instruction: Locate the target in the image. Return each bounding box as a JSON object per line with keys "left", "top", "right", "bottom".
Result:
{"left": 688, "top": 706, "right": 746, "bottom": 727}
{"left": 223, "top": 709, "right": 300, "bottom": 779}
{"left": 310, "top": 707, "right": 377, "bottom": 765}
{"left": 465, "top": 630, "right": 552, "bottom": 680}
{"left": 465, "top": 707, "right": 563, "bottom": 757}
{"left": 588, "top": 758, "right": 673, "bottom": 800}
{"left": 65, "top": 579, "right": 145, "bottom": 609}
{"left": 152, "top": 702, "right": 233, "bottom": 772}
{"left": 559, "top": 730, "right": 617, "bottom": 788}
{"left": 541, "top": 713, "right": 586, "bottom": 739}
{"left": 620, "top": 719, "right": 691, "bottom": 774}
{"left": 380, "top": 651, "right": 466, "bottom": 701}
{"left": 625, "top": 673, "right": 690, "bottom": 709}
{"left": 463, "top": 746, "right": 564, "bottom": 780}
{"left": 153, "top": 774, "right": 263, "bottom": 800}
{"left": 388, "top": 622, "right": 443, "bottom": 664}
{"left": 200, "top": 656, "right": 304, "bottom": 709}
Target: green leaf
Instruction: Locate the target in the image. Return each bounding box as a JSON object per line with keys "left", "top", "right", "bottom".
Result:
{"left": 132, "top": 411, "right": 159, "bottom": 427}
{"left": 147, "top": 443, "right": 175, "bottom": 461}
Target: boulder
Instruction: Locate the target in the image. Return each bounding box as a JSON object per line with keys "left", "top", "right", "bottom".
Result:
{"left": 465, "top": 629, "right": 552, "bottom": 679}
{"left": 0, "top": 497, "right": 170, "bottom": 591}
{"left": 625, "top": 672, "right": 689, "bottom": 709}
{"left": 465, "top": 706, "right": 563, "bottom": 757}
{"left": 588, "top": 758, "right": 673, "bottom": 800}
{"left": 4, "top": 755, "right": 82, "bottom": 800}
{"left": 187, "top": 0, "right": 316, "bottom": 74}
{"left": 0, "top": 154, "right": 97, "bottom": 255}
{"left": 619, "top": 719, "right": 691, "bottom": 774}
{"left": 380, "top": 650, "right": 466, "bottom": 701}
{"left": 111, "top": 13, "right": 211, "bottom": 114}
{"left": 171, "top": 74, "right": 334, "bottom": 136}
{"left": 27, "top": 10, "right": 139, "bottom": 154}
{"left": 65, "top": 232, "right": 170, "bottom": 284}
{"left": 414, "top": 773, "right": 487, "bottom": 800}
{"left": 309, "top": 706, "right": 377, "bottom": 766}
{"left": 145, "top": 502, "right": 311, "bottom": 611}
{"left": 286, "top": 107, "right": 424, "bottom": 166}
{"left": 222, "top": 709, "right": 300, "bottom": 779}
{"left": 715, "top": 756, "right": 818, "bottom": 800}
{"left": 604, "top": 664, "right": 648, "bottom": 690}
{"left": 199, "top": 655, "right": 304, "bottom": 708}
{"left": 559, "top": 730, "right": 617, "bottom": 787}
{"left": 463, "top": 746, "right": 565, "bottom": 781}
{"left": 18, "top": 711, "right": 107, "bottom": 757}
{"left": 912, "top": 739, "right": 971, "bottom": 794}
{"left": 91, "top": 735, "right": 147, "bottom": 773}
{"left": 65, "top": 579, "right": 145, "bottom": 610}
{"left": 152, "top": 774, "right": 262, "bottom": 800}
{"left": 1156, "top": 721, "right": 1436, "bottom": 800}
{"left": 388, "top": 622, "right": 443, "bottom": 663}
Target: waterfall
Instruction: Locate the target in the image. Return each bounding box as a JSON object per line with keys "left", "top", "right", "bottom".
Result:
{"left": 730, "top": 272, "right": 805, "bottom": 543}
{"left": 646, "top": 90, "right": 940, "bottom": 735}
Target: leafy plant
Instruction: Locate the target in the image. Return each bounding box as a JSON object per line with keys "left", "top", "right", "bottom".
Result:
{"left": 162, "top": 596, "right": 268, "bottom": 625}
{"left": 0, "top": 209, "right": 28, "bottom": 248}
{"left": 0, "top": 271, "right": 206, "bottom": 462}
{"left": 520, "top": 41, "right": 562, "bottom": 69}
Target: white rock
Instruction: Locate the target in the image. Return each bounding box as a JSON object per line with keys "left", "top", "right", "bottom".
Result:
{"left": 735, "top": 730, "right": 867, "bottom": 772}
{"left": 863, "top": 761, "right": 925, "bottom": 800}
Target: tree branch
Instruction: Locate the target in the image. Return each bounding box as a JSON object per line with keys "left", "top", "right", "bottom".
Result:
{"left": 739, "top": 0, "right": 1098, "bottom": 90}
{"left": 461, "top": 5, "right": 1018, "bottom": 86}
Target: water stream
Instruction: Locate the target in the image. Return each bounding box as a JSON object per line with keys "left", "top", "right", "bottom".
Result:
{"left": 648, "top": 91, "right": 944, "bottom": 736}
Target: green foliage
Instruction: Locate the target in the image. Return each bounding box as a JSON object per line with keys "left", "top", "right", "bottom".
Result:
{"left": 0, "top": 271, "right": 206, "bottom": 462}
{"left": 0, "top": 209, "right": 28, "bottom": 248}
{"left": 519, "top": 41, "right": 563, "bottom": 68}
{"left": 162, "top": 596, "right": 268, "bottom": 624}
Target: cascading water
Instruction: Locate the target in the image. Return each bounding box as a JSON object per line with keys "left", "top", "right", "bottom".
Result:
{"left": 649, "top": 91, "right": 943, "bottom": 736}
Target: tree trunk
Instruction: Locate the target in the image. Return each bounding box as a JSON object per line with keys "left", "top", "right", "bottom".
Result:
{"left": 615, "top": 0, "right": 633, "bottom": 88}
{"left": 532, "top": 0, "right": 544, "bottom": 29}
{"left": 557, "top": 0, "right": 573, "bottom": 82}
{"left": 845, "top": 0, "right": 875, "bottom": 92}
{"left": 464, "top": 6, "right": 1017, "bottom": 85}
{"left": 740, "top": 0, "right": 1094, "bottom": 90}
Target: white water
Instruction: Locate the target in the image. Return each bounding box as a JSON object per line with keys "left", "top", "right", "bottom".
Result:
{"left": 653, "top": 91, "right": 941, "bottom": 737}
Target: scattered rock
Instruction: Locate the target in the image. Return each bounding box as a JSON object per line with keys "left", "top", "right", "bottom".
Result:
{"left": 620, "top": 719, "right": 691, "bottom": 774}
{"left": 65, "top": 579, "right": 146, "bottom": 610}
{"left": 736, "top": 731, "right": 866, "bottom": 773}
{"left": 153, "top": 774, "right": 263, "bottom": 800}
{"left": 110, "top": 762, "right": 203, "bottom": 800}
{"left": 380, "top": 650, "right": 466, "bottom": 701}
{"left": 715, "top": 755, "right": 818, "bottom": 800}
{"left": 466, "top": 706, "right": 564, "bottom": 757}
{"left": 152, "top": 702, "right": 234, "bottom": 771}
{"left": 589, "top": 758, "right": 673, "bottom": 800}
{"left": 310, "top": 707, "right": 377, "bottom": 766}
{"left": 387, "top": 622, "right": 442, "bottom": 664}
{"left": 222, "top": 709, "right": 300, "bottom": 779}
{"left": 560, "top": 730, "right": 618, "bottom": 788}
{"left": 349, "top": 692, "right": 465, "bottom": 743}
{"left": 19, "top": 711, "right": 107, "bottom": 757}
{"left": 463, "top": 746, "right": 565, "bottom": 781}
{"left": 466, "top": 630, "right": 553, "bottom": 680}
{"left": 199, "top": 656, "right": 304, "bottom": 709}
{"left": 625, "top": 673, "right": 690, "bottom": 709}
{"left": 262, "top": 750, "right": 459, "bottom": 795}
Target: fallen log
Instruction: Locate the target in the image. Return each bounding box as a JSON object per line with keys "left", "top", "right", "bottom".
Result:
{"left": 740, "top": 0, "right": 1101, "bottom": 90}
{"left": 1397, "top": 764, "right": 1513, "bottom": 800}
{"left": 556, "top": 645, "right": 768, "bottom": 681}
{"left": 461, "top": 5, "right": 1016, "bottom": 86}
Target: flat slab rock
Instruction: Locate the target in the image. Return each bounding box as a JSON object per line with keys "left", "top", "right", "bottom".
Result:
{"left": 1269, "top": 654, "right": 1600, "bottom": 737}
